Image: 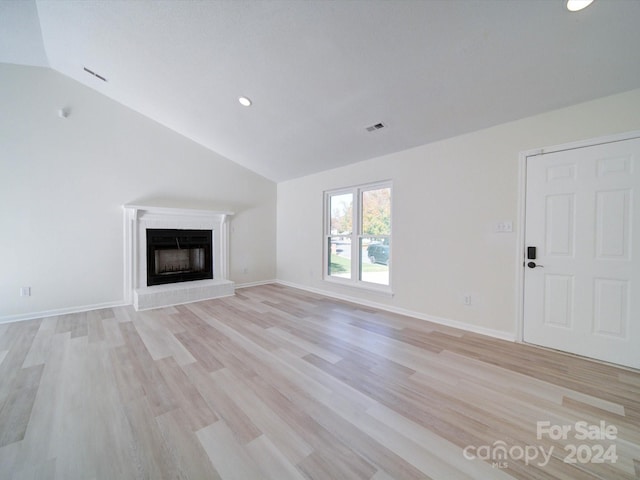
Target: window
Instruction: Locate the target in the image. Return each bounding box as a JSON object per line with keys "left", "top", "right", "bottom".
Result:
{"left": 325, "top": 182, "right": 391, "bottom": 289}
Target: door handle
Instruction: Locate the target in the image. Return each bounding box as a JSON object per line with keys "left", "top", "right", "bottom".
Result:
{"left": 527, "top": 261, "right": 544, "bottom": 269}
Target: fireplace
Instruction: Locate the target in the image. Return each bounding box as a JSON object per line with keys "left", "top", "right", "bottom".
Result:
{"left": 146, "top": 229, "right": 213, "bottom": 286}
{"left": 123, "top": 204, "right": 234, "bottom": 310}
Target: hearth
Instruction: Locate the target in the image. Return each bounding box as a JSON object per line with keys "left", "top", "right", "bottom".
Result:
{"left": 146, "top": 229, "right": 213, "bottom": 286}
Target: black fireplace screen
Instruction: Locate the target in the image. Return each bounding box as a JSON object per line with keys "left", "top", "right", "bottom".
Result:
{"left": 146, "top": 229, "right": 213, "bottom": 286}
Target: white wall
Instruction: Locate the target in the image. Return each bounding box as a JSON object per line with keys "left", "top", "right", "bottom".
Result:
{"left": 0, "top": 63, "right": 276, "bottom": 321}
{"left": 277, "top": 88, "right": 640, "bottom": 338}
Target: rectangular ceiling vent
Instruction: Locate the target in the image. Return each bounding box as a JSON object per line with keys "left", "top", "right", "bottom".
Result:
{"left": 365, "top": 122, "right": 385, "bottom": 132}
{"left": 83, "top": 66, "right": 108, "bottom": 82}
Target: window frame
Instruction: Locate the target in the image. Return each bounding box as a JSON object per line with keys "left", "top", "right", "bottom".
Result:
{"left": 323, "top": 181, "right": 392, "bottom": 293}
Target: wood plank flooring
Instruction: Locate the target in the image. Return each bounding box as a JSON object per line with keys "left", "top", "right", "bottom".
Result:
{"left": 0, "top": 284, "right": 638, "bottom": 479}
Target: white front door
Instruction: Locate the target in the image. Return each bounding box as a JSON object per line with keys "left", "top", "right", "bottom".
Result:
{"left": 523, "top": 136, "right": 640, "bottom": 369}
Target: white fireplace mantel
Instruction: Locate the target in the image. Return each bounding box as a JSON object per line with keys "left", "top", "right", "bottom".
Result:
{"left": 123, "top": 204, "right": 235, "bottom": 310}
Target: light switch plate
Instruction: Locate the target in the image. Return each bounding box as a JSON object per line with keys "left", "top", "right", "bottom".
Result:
{"left": 495, "top": 221, "right": 513, "bottom": 233}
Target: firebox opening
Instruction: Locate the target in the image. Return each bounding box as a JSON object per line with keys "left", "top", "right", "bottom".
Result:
{"left": 154, "top": 247, "right": 206, "bottom": 275}
{"left": 146, "top": 229, "right": 213, "bottom": 286}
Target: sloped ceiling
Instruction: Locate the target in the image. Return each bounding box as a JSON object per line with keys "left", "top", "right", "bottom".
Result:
{"left": 2, "top": 0, "right": 640, "bottom": 182}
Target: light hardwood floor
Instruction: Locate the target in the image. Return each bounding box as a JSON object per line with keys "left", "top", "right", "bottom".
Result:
{"left": 0, "top": 284, "right": 638, "bottom": 479}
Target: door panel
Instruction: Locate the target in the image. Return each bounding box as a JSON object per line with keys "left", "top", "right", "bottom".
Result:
{"left": 595, "top": 189, "right": 631, "bottom": 259}
{"left": 593, "top": 278, "right": 628, "bottom": 337}
{"left": 545, "top": 194, "right": 575, "bottom": 256}
{"left": 543, "top": 274, "right": 573, "bottom": 328}
{"left": 524, "top": 137, "right": 640, "bottom": 369}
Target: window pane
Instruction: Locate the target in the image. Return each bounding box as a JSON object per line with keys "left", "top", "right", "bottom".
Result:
{"left": 325, "top": 183, "right": 390, "bottom": 287}
{"left": 330, "top": 193, "right": 353, "bottom": 235}
{"left": 362, "top": 187, "right": 391, "bottom": 236}
{"left": 328, "top": 236, "right": 351, "bottom": 279}
{"left": 360, "top": 236, "right": 389, "bottom": 285}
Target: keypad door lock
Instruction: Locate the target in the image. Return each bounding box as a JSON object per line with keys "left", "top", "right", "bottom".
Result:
{"left": 526, "top": 247, "right": 543, "bottom": 268}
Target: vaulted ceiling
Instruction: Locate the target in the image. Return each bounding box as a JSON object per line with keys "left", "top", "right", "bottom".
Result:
{"left": 3, "top": 0, "right": 640, "bottom": 182}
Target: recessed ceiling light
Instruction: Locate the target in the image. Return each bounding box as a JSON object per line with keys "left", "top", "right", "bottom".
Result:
{"left": 238, "top": 96, "right": 252, "bottom": 107}
{"left": 566, "top": 0, "right": 594, "bottom": 12}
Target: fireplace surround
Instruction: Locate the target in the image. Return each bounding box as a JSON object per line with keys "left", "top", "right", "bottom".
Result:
{"left": 123, "top": 205, "right": 234, "bottom": 310}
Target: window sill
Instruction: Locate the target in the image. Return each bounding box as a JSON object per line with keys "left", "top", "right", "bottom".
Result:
{"left": 323, "top": 276, "right": 394, "bottom": 297}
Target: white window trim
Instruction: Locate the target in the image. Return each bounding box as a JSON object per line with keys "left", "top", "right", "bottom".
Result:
{"left": 323, "top": 181, "right": 392, "bottom": 295}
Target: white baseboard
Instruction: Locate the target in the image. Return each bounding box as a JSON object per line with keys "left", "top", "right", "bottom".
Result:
{"left": 275, "top": 279, "right": 516, "bottom": 342}
{"left": 1, "top": 279, "right": 516, "bottom": 343}
{"left": 235, "top": 279, "right": 278, "bottom": 289}
{"left": 0, "top": 299, "right": 129, "bottom": 324}
{"left": 0, "top": 279, "right": 273, "bottom": 324}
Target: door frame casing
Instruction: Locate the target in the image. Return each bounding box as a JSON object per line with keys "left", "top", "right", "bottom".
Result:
{"left": 515, "top": 130, "right": 640, "bottom": 343}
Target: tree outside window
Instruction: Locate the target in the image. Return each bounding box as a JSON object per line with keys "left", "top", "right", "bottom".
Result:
{"left": 325, "top": 182, "right": 391, "bottom": 288}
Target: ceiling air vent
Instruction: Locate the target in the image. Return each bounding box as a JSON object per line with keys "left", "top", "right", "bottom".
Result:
{"left": 365, "top": 122, "right": 385, "bottom": 132}
{"left": 83, "top": 66, "right": 108, "bottom": 82}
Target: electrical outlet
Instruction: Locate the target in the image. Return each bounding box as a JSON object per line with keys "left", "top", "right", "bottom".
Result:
{"left": 20, "top": 287, "right": 31, "bottom": 297}
{"left": 463, "top": 294, "right": 472, "bottom": 306}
